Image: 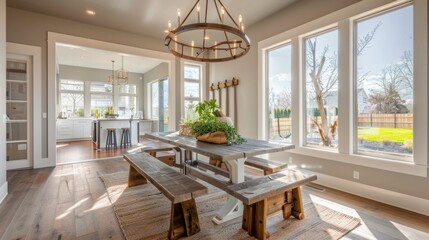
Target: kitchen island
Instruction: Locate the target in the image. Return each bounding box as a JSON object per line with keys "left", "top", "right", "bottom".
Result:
{"left": 92, "top": 118, "right": 139, "bottom": 149}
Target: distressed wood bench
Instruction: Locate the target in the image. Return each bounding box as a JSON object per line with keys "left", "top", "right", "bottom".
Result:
{"left": 210, "top": 156, "right": 288, "bottom": 175}
{"left": 231, "top": 169, "right": 317, "bottom": 240}
{"left": 124, "top": 153, "right": 208, "bottom": 240}
{"left": 139, "top": 139, "right": 181, "bottom": 168}
{"left": 186, "top": 164, "right": 316, "bottom": 240}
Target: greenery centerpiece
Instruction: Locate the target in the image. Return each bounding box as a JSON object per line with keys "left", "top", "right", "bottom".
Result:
{"left": 185, "top": 99, "right": 245, "bottom": 145}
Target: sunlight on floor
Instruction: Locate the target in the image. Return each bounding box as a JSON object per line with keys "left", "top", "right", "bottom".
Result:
{"left": 84, "top": 193, "right": 111, "bottom": 213}
{"left": 391, "top": 221, "right": 429, "bottom": 239}
{"left": 56, "top": 197, "right": 89, "bottom": 220}
{"left": 56, "top": 143, "right": 69, "bottom": 148}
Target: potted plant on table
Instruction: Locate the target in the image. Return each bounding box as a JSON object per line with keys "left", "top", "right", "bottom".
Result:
{"left": 188, "top": 99, "right": 245, "bottom": 145}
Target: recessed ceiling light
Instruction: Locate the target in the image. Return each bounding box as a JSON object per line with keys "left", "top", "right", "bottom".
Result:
{"left": 86, "top": 10, "right": 96, "bottom": 16}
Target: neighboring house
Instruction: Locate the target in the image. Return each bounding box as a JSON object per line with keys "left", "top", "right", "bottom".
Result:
{"left": 307, "top": 88, "right": 370, "bottom": 115}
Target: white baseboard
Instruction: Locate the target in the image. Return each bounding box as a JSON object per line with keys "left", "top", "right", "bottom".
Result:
{"left": 315, "top": 173, "right": 429, "bottom": 216}
{"left": 0, "top": 181, "right": 8, "bottom": 204}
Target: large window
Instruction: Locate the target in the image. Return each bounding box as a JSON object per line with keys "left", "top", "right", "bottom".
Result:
{"left": 184, "top": 64, "right": 202, "bottom": 116}
{"left": 267, "top": 44, "right": 292, "bottom": 142}
{"left": 90, "top": 82, "right": 113, "bottom": 115}
{"left": 355, "top": 5, "right": 413, "bottom": 158}
{"left": 59, "top": 80, "right": 84, "bottom": 117}
{"left": 150, "top": 79, "right": 169, "bottom": 131}
{"left": 260, "top": 1, "right": 426, "bottom": 171}
{"left": 118, "top": 84, "right": 137, "bottom": 117}
{"left": 304, "top": 29, "right": 339, "bottom": 149}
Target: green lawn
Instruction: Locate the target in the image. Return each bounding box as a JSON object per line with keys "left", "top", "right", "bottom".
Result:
{"left": 357, "top": 128, "right": 412, "bottom": 143}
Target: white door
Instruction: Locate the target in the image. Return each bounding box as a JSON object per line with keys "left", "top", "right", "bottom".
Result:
{"left": 6, "top": 53, "right": 33, "bottom": 170}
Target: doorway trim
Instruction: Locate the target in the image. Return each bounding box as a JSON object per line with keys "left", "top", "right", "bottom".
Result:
{"left": 47, "top": 32, "right": 176, "bottom": 167}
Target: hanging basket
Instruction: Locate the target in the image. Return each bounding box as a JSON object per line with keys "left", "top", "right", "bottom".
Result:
{"left": 196, "top": 131, "right": 227, "bottom": 144}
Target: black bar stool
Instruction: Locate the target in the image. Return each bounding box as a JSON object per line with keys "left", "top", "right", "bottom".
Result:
{"left": 120, "top": 127, "right": 131, "bottom": 148}
{"left": 106, "top": 128, "right": 117, "bottom": 149}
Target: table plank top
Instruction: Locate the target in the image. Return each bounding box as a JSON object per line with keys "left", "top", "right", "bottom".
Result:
{"left": 144, "top": 132, "right": 294, "bottom": 161}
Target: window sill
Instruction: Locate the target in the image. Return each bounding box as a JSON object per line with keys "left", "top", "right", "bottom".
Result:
{"left": 289, "top": 146, "right": 427, "bottom": 177}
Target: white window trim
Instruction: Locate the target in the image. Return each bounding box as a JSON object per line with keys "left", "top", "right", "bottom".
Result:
{"left": 258, "top": 0, "right": 427, "bottom": 177}
{"left": 182, "top": 62, "right": 204, "bottom": 117}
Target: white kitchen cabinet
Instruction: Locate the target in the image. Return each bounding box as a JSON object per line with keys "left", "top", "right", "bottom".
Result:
{"left": 57, "top": 118, "right": 92, "bottom": 140}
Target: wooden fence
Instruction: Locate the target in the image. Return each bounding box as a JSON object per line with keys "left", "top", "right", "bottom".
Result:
{"left": 357, "top": 114, "right": 413, "bottom": 128}
{"left": 269, "top": 114, "right": 413, "bottom": 138}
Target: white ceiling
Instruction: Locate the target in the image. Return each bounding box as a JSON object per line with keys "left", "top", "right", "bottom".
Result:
{"left": 56, "top": 44, "right": 164, "bottom": 73}
{"left": 7, "top": 0, "right": 297, "bottom": 40}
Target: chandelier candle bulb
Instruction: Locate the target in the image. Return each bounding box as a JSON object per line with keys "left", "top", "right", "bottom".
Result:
{"left": 241, "top": 24, "right": 245, "bottom": 32}
{"left": 214, "top": 41, "right": 218, "bottom": 58}
{"left": 177, "top": 8, "right": 181, "bottom": 25}
{"left": 168, "top": 20, "right": 172, "bottom": 31}
{"left": 239, "top": 14, "right": 243, "bottom": 27}
{"left": 197, "top": 3, "right": 200, "bottom": 23}
{"left": 221, "top": 7, "right": 225, "bottom": 23}
{"left": 191, "top": 41, "right": 194, "bottom": 56}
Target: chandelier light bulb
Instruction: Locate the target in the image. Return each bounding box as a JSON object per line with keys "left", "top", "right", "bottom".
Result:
{"left": 221, "top": 7, "right": 225, "bottom": 23}
{"left": 168, "top": 20, "right": 172, "bottom": 30}
{"left": 239, "top": 14, "right": 242, "bottom": 23}
{"left": 177, "top": 8, "right": 181, "bottom": 25}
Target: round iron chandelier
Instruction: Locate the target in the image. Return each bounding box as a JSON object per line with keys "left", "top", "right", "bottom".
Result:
{"left": 164, "top": 0, "right": 251, "bottom": 62}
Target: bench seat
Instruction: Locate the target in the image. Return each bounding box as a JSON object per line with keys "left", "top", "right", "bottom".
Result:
{"left": 244, "top": 156, "right": 288, "bottom": 175}
{"left": 124, "top": 153, "right": 208, "bottom": 240}
{"left": 139, "top": 139, "right": 181, "bottom": 167}
{"left": 231, "top": 169, "right": 317, "bottom": 240}
{"left": 185, "top": 164, "right": 316, "bottom": 240}
{"left": 209, "top": 156, "right": 288, "bottom": 175}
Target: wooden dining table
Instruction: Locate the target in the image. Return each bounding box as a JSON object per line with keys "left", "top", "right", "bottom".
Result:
{"left": 144, "top": 132, "right": 295, "bottom": 224}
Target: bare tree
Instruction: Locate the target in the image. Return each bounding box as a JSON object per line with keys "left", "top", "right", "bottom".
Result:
{"left": 369, "top": 65, "right": 408, "bottom": 114}
{"left": 276, "top": 89, "right": 292, "bottom": 109}
{"left": 307, "top": 24, "right": 380, "bottom": 146}
{"left": 397, "top": 50, "right": 413, "bottom": 90}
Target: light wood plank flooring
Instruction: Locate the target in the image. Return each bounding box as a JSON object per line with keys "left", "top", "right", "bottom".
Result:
{"left": 1, "top": 159, "right": 428, "bottom": 240}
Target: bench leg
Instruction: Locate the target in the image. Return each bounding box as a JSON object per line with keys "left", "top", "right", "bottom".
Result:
{"left": 169, "top": 198, "right": 200, "bottom": 240}
{"left": 292, "top": 187, "right": 304, "bottom": 220}
{"left": 127, "top": 165, "right": 147, "bottom": 187}
{"left": 242, "top": 199, "right": 269, "bottom": 240}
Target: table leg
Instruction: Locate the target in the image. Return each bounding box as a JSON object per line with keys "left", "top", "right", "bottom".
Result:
{"left": 212, "top": 157, "right": 245, "bottom": 224}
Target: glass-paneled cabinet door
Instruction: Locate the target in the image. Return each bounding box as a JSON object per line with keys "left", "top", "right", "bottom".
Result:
{"left": 6, "top": 54, "right": 32, "bottom": 170}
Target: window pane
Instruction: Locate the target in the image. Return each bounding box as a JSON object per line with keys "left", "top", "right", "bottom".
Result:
{"left": 118, "top": 96, "right": 136, "bottom": 117}
{"left": 90, "top": 82, "right": 112, "bottom": 93}
{"left": 60, "top": 80, "right": 84, "bottom": 91}
{"left": 91, "top": 94, "right": 112, "bottom": 114}
{"left": 305, "top": 29, "right": 339, "bottom": 148}
{"left": 184, "top": 81, "right": 200, "bottom": 98}
{"left": 267, "top": 44, "right": 292, "bottom": 143}
{"left": 355, "top": 5, "right": 413, "bottom": 157}
{"left": 151, "top": 82, "right": 159, "bottom": 119}
{"left": 184, "top": 100, "right": 200, "bottom": 119}
{"left": 119, "top": 84, "right": 137, "bottom": 94}
{"left": 184, "top": 65, "right": 200, "bottom": 80}
{"left": 60, "top": 93, "right": 84, "bottom": 117}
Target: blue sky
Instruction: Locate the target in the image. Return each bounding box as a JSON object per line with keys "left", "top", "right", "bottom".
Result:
{"left": 268, "top": 4, "right": 413, "bottom": 102}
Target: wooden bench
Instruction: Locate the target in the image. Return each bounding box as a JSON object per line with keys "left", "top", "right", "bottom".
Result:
{"left": 186, "top": 164, "right": 316, "bottom": 240}
{"left": 124, "top": 153, "right": 208, "bottom": 240}
{"left": 210, "top": 156, "right": 288, "bottom": 175}
{"left": 139, "top": 139, "right": 181, "bottom": 167}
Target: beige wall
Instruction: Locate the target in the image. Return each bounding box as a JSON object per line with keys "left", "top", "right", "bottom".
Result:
{"left": 6, "top": 7, "right": 167, "bottom": 158}
{"left": 0, "top": 0, "right": 6, "bottom": 199}
{"left": 210, "top": 0, "right": 429, "bottom": 201}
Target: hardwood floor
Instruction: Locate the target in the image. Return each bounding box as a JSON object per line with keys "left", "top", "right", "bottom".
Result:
{"left": 1, "top": 159, "right": 428, "bottom": 240}
{"left": 56, "top": 140, "right": 143, "bottom": 164}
